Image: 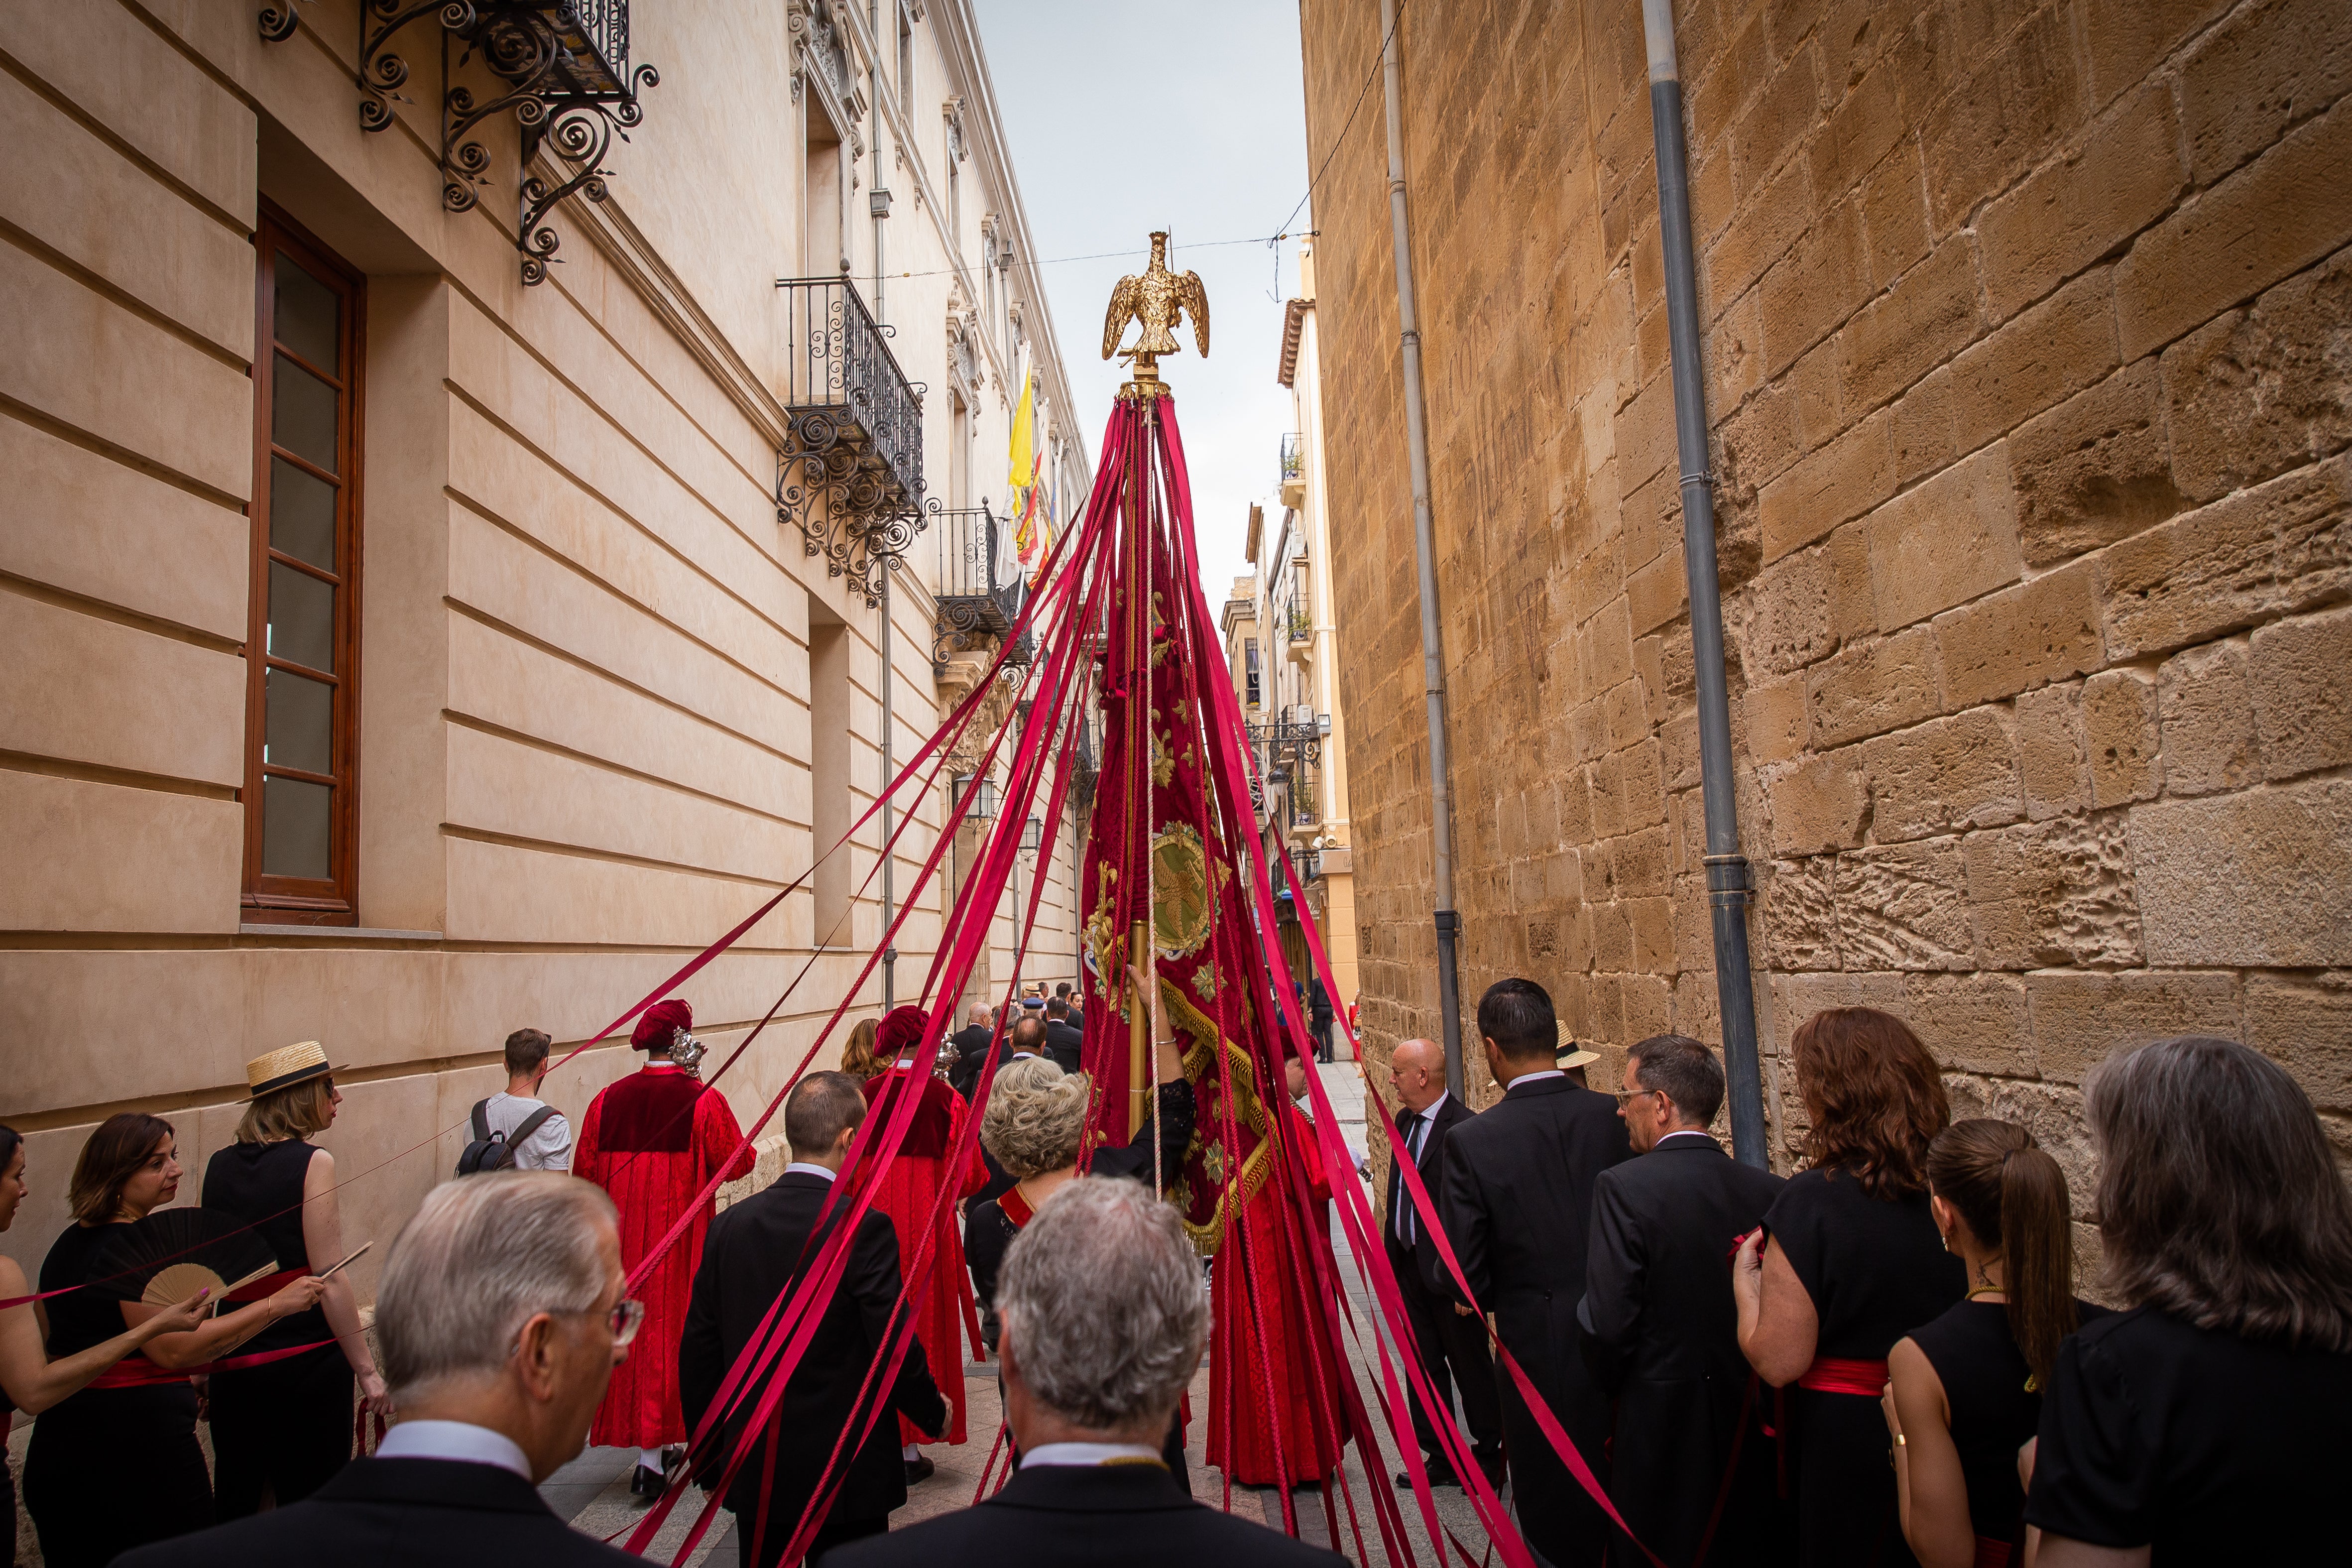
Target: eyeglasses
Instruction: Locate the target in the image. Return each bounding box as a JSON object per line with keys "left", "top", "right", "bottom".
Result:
{"left": 1612, "top": 1088, "right": 1659, "bottom": 1105}
{"left": 607, "top": 1299, "right": 645, "bottom": 1348}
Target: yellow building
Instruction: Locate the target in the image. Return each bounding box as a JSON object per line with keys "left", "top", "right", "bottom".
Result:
{"left": 0, "top": 0, "right": 1085, "bottom": 1311}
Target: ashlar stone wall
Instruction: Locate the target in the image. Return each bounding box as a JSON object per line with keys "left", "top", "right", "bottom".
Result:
{"left": 1300, "top": 0, "right": 2352, "bottom": 1198}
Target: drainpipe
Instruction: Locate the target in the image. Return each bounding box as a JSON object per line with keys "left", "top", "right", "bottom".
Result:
{"left": 1377, "top": 0, "right": 1465, "bottom": 1101}
{"left": 871, "top": 0, "right": 896, "bottom": 1008}
{"left": 1642, "top": 0, "right": 1765, "bottom": 1167}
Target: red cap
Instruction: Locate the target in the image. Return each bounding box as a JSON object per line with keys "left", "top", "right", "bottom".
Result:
{"left": 631, "top": 997, "right": 693, "bottom": 1049}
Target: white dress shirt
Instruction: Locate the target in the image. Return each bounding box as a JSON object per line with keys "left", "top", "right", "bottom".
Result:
{"left": 1020, "top": 1441, "right": 1165, "bottom": 1469}
{"left": 376, "top": 1419, "right": 532, "bottom": 1480}
{"left": 784, "top": 1162, "right": 838, "bottom": 1181}
{"left": 1506, "top": 1069, "right": 1566, "bottom": 1090}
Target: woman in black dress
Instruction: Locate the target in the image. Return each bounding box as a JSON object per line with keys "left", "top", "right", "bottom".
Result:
{"left": 2025, "top": 1037, "right": 2352, "bottom": 1565}
{"left": 1734, "top": 1007, "right": 1963, "bottom": 1568}
{"left": 965, "top": 1056, "right": 1090, "bottom": 1350}
{"left": 22, "top": 1114, "right": 326, "bottom": 1567}
{"left": 201, "top": 1043, "right": 387, "bottom": 1519}
{"left": 1883, "top": 1120, "right": 2107, "bottom": 1568}
{"left": 0, "top": 1125, "right": 217, "bottom": 1568}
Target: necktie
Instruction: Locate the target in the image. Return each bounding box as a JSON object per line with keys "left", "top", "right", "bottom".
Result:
{"left": 1394, "top": 1111, "right": 1426, "bottom": 1246}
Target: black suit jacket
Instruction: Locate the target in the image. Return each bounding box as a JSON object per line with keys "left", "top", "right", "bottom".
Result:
{"left": 1043, "top": 1019, "right": 1085, "bottom": 1074}
{"left": 679, "top": 1172, "right": 947, "bottom": 1526}
{"left": 816, "top": 1462, "right": 1345, "bottom": 1568}
{"left": 1384, "top": 1092, "right": 1474, "bottom": 1295}
{"left": 947, "top": 1025, "right": 996, "bottom": 1099}
{"left": 1439, "top": 1077, "right": 1630, "bottom": 1407}
{"left": 1580, "top": 1135, "right": 1787, "bottom": 1566}
{"left": 111, "top": 1457, "right": 642, "bottom": 1568}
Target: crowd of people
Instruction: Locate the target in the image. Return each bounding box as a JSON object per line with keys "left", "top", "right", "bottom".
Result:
{"left": 2, "top": 967, "right": 2344, "bottom": 1568}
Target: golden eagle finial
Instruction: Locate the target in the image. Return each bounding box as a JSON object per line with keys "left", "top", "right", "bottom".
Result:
{"left": 1102, "top": 232, "right": 1208, "bottom": 398}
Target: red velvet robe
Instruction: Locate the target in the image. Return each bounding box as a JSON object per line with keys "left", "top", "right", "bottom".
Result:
{"left": 857, "top": 1065, "right": 987, "bottom": 1446}
{"left": 577, "top": 1062, "right": 754, "bottom": 1449}
{"left": 1207, "top": 1104, "right": 1349, "bottom": 1486}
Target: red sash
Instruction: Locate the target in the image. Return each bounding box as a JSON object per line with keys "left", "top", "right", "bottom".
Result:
{"left": 1973, "top": 1536, "right": 2012, "bottom": 1568}
{"left": 1795, "top": 1355, "right": 1889, "bottom": 1397}
{"left": 87, "top": 1336, "right": 336, "bottom": 1390}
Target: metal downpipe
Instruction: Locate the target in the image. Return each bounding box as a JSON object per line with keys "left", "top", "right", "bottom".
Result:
{"left": 1641, "top": 0, "right": 1766, "bottom": 1166}
{"left": 1377, "top": 0, "right": 1466, "bottom": 1100}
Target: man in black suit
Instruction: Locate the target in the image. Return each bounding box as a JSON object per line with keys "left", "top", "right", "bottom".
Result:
{"left": 822, "top": 1177, "right": 1342, "bottom": 1568}
{"left": 680, "top": 1072, "right": 947, "bottom": 1568}
{"left": 118, "top": 1172, "right": 648, "bottom": 1568}
{"left": 1042, "top": 995, "right": 1085, "bottom": 1074}
{"left": 1383, "top": 1036, "right": 1503, "bottom": 1489}
{"left": 1439, "top": 978, "right": 1631, "bottom": 1568}
{"left": 947, "top": 1002, "right": 997, "bottom": 1100}
{"left": 1580, "top": 1035, "right": 1789, "bottom": 1568}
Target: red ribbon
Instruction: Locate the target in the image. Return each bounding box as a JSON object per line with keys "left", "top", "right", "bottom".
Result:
{"left": 1796, "top": 1355, "right": 1890, "bottom": 1397}
{"left": 87, "top": 1334, "right": 337, "bottom": 1390}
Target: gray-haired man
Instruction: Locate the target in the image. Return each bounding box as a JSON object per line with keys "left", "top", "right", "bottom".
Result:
{"left": 821, "top": 1178, "right": 1343, "bottom": 1568}
{"left": 119, "top": 1172, "right": 645, "bottom": 1567}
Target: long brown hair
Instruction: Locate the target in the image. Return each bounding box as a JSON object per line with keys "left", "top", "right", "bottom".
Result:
{"left": 2088, "top": 1037, "right": 2352, "bottom": 1351}
{"left": 68, "top": 1112, "right": 175, "bottom": 1222}
{"left": 1929, "top": 1119, "right": 2077, "bottom": 1387}
{"left": 236, "top": 1078, "right": 335, "bottom": 1144}
{"left": 838, "top": 1017, "right": 886, "bottom": 1080}
{"left": 1792, "top": 1007, "right": 1949, "bottom": 1199}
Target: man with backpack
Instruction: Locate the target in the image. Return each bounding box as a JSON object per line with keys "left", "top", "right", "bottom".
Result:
{"left": 462, "top": 1027, "right": 573, "bottom": 1173}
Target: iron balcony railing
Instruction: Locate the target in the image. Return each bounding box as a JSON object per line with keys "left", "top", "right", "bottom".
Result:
{"left": 776, "top": 277, "right": 926, "bottom": 517}
{"left": 932, "top": 502, "right": 1032, "bottom": 671}
{"left": 1280, "top": 431, "right": 1304, "bottom": 483}
{"left": 557, "top": 0, "right": 632, "bottom": 93}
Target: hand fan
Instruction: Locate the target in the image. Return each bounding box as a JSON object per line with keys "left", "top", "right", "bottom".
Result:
{"left": 91, "top": 1208, "right": 281, "bottom": 1308}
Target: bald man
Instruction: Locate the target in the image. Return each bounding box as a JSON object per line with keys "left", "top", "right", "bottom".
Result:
{"left": 1383, "top": 1039, "right": 1502, "bottom": 1489}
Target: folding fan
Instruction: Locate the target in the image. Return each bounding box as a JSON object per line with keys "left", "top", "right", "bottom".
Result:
{"left": 91, "top": 1207, "right": 280, "bottom": 1307}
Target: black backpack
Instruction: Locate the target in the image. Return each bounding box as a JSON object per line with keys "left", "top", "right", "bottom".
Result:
{"left": 455, "top": 1099, "right": 557, "bottom": 1176}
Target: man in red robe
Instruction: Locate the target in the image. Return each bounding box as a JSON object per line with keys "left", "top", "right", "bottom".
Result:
{"left": 855, "top": 1005, "right": 986, "bottom": 1482}
{"left": 575, "top": 996, "right": 754, "bottom": 1497}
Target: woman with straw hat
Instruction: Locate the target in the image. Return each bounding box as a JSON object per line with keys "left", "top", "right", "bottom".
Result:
{"left": 200, "top": 1042, "right": 388, "bottom": 1519}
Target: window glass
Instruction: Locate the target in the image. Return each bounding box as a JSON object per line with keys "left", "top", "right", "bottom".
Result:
{"left": 275, "top": 257, "right": 340, "bottom": 370}
{"left": 269, "top": 456, "right": 337, "bottom": 569}
{"left": 267, "top": 561, "right": 336, "bottom": 673}
{"left": 261, "top": 776, "right": 334, "bottom": 880}
{"left": 264, "top": 668, "right": 335, "bottom": 775}
{"left": 273, "top": 355, "right": 340, "bottom": 471}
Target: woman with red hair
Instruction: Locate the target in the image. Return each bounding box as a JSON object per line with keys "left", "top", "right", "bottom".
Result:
{"left": 1734, "top": 1007, "right": 1965, "bottom": 1568}
{"left": 855, "top": 1005, "right": 987, "bottom": 1480}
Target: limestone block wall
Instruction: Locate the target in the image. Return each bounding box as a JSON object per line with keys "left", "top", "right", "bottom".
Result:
{"left": 1300, "top": 0, "right": 2351, "bottom": 1191}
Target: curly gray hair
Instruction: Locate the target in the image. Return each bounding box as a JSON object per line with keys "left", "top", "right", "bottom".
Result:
{"left": 998, "top": 1178, "right": 1208, "bottom": 1434}
{"left": 979, "top": 1055, "right": 1088, "bottom": 1179}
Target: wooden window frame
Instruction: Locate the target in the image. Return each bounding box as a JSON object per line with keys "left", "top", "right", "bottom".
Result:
{"left": 243, "top": 202, "right": 364, "bottom": 923}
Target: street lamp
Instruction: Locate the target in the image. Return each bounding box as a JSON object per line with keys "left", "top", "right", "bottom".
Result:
{"left": 1020, "top": 816, "right": 1043, "bottom": 862}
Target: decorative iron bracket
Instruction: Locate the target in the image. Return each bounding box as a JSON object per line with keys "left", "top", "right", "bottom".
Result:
{"left": 777, "top": 446, "right": 929, "bottom": 611}
{"left": 260, "top": 2, "right": 655, "bottom": 287}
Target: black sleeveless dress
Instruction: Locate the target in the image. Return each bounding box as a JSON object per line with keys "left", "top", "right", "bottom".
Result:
{"left": 21, "top": 1223, "right": 213, "bottom": 1568}
{"left": 202, "top": 1140, "right": 353, "bottom": 1518}
{"left": 1762, "top": 1166, "right": 1964, "bottom": 1568}
{"left": 1909, "top": 1298, "right": 2111, "bottom": 1561}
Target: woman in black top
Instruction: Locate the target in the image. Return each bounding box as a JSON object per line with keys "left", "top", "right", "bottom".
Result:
{"left": 22, "top": 1115, "right": 325, "bottom": 1568}
{"left": 201, "top": 1045, "right": 387, "bottom": 1518}
{"left": 2025, "top": 1037, "right": 2352, "bottom": 1566}
{"left": 0, "top": 1126, "right": 215, "bottom": 1568}
{"left": 967, "top": 1056, "right": 1090, "bottom": 1349}
{"left": 1884, "top": 1120, "right": 2107, "bottom": 1568}
{"left": 1735, "top": 1007, "right": 1963, "bottom": 1568}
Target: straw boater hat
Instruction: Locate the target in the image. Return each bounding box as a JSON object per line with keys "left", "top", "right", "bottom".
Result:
{"left": 1555, "top": 1021, "right": 1600, "bottom": 1072}
{"left": 243, "top": 1041, "right": 342, "bottom": 1100}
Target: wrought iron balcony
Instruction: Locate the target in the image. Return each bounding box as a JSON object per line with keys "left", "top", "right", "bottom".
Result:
{"left": 1280, "top": 432, "right": 1304, "bottom": 482}
{"left": 932, "top": 502, "right": 1029, "bottom": 671}
{"left": 775, "top": 278, "right": 928, "bottom": 607}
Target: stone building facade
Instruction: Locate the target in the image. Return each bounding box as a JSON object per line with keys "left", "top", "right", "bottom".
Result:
{"left": 0, "top": 0, "right": 1088, "bottom": 1338}
{"left": 1300, "top": 0, "right": 2352, "bottom": 1195}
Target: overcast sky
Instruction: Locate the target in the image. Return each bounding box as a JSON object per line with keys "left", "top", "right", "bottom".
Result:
{"left": 970, "top": 0, "right": 1310, "bottom": 601}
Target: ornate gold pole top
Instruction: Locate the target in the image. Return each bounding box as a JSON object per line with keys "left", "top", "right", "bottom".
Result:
{"left": 1102, "top": 231, "right": 1210, "bottom": 400}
